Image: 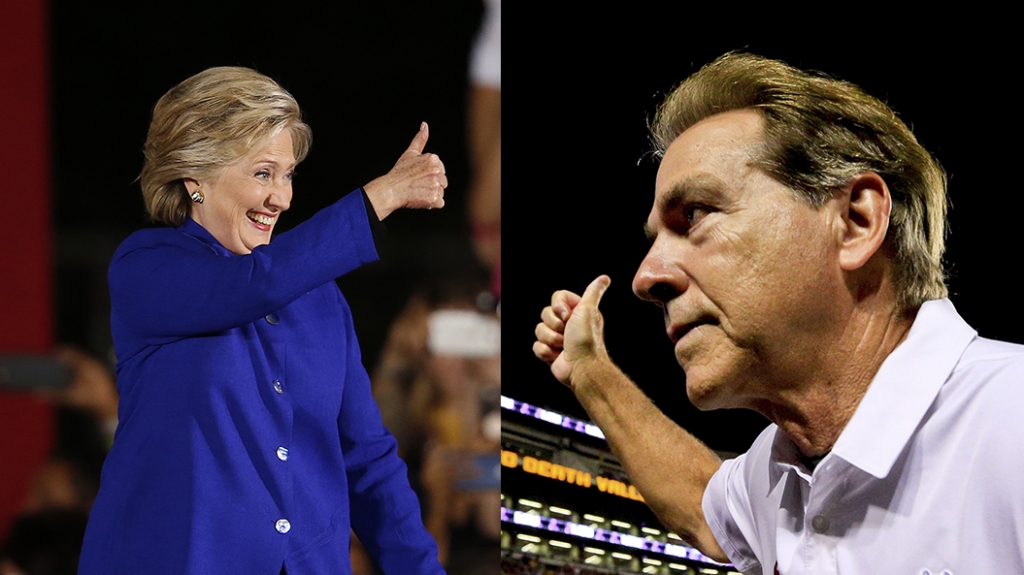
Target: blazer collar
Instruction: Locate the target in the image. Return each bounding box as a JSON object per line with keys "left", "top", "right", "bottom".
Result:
{"left": 178, "top": 216, "right": 236, "bottom": 258}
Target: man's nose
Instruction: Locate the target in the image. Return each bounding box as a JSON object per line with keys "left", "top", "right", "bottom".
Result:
{"left": 633, "top": 243, "right": 688, "bottom": 305}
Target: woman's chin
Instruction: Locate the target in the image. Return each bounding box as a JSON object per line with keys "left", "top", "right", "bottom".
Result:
{"left": 239, "top": 232, "right": 273, "bottom": 254}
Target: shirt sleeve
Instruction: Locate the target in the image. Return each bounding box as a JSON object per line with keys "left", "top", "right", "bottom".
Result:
{"left": 703, "top": 456, "right": 762, "bottom": 574}
{"left": 702, "top": 424, "right": 784, "bottom": 575}
{"left": 109, "top": 189, "right": 378, "bottom": 346}
{"left": 333, "top": 288, "right": 445, "bottom": 575}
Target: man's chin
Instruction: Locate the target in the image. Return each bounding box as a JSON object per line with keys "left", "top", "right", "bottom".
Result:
{"left": 687, "top": 390, "right": 724, "bottom": 411}
{"left": 684, "top": 371, "right": 735, "bottom": 411}
{"left": 679, "top": 349, "right": 756, "bottom": 411}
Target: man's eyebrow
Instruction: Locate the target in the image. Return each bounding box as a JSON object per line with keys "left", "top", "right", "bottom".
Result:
{"left": 656, "top": 174, "right": 726, "bottom": 214}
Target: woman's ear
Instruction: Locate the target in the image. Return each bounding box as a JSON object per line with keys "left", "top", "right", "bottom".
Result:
{"left": 183, "top": 177, "right": 205, "bottom": 204}
{"left": 182, "top": 178, "right": 200, "bottom": 194}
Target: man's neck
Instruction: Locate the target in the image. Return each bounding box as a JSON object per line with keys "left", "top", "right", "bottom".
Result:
{"left": 760, "top": 302, "right": 918, "bottom": 458}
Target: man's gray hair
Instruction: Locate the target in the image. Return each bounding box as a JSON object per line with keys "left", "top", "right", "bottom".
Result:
{"left": 650, "top": 52, "right": 947, "bottom": 313}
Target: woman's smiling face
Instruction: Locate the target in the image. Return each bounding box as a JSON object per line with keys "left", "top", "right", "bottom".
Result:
{"left": 188, "top": 129, "right": 296, "bottom": 255}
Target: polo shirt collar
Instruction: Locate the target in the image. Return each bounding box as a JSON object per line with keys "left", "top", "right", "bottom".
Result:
{"left": 178, "top": 216, "right": 236, "bottom": 258}
{"left": 769, "top": 299, "right": 977, "bottom": 488}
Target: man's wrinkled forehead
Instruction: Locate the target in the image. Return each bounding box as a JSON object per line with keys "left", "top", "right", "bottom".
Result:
{"left": 654, "top": 111, "right": 765, "bottom": 184}
{"left": 655, "top": 109, "right": 765, "bottom": 179}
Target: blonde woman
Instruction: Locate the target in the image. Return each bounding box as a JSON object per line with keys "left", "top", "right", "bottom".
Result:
{"left": 79, "top": 67, "right": 447, "bottom": 575}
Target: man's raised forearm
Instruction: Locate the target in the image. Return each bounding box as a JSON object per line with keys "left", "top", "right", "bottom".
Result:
{"left": 572, "top": 358, "right": 727, "bottom": 562}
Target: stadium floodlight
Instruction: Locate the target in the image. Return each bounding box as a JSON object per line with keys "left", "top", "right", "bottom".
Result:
{"left": 620, "top": 534, "right": 644, "bottom": 549}
{"left": 511, "top": 511, "right": 542, "bottom": 529}
{"left": 583, "top": 423, "right": 607, "bottom": 439}
{"left": 501, "top": 396, "right": 607, "bottom": 440}
{"left": 567, "top": 523, "right": 595, "bottom": 538}
{"left": 535, "top": 407, "right": 564, "bottom": 425}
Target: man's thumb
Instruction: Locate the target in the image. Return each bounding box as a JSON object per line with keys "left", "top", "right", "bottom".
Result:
{"left": 581, "top": 275, "right": 611, "bottom": 308}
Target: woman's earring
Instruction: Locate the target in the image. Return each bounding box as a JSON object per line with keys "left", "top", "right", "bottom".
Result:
{"left": 190, "top": 189, "right": 205, "bottom": 204}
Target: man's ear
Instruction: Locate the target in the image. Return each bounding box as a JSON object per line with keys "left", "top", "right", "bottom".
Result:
{"left": 838, "top": 172, "right": 891, "bottom": 271}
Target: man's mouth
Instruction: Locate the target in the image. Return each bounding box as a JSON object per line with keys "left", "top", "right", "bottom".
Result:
{"left": 669, "top": 318, "right": 716, "bottom": 344}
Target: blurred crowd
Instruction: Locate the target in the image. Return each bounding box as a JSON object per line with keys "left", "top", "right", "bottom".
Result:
{"left": 358, "top": 274, "right": 501, "bottom": 575}
{"left": 500, "top": 556, "right": 609, "bottom": 575}
{"left": 0, "top": 347, "right": 117, "bottom": 575}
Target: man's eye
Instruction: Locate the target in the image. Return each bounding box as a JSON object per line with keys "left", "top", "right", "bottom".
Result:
{"left": 661, "top": 203, "right": 715, "bottom": 236}
{"left": 685, "top": 205, "right": 712, "bottom": 227}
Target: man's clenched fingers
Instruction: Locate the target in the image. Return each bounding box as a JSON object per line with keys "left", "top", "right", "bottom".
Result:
{"left": 550, "top": 290, "right": 582, "bottom": 321}
{"left": 540, "top": 306, "right": 565, "bottom": 331}
{"left": 532, "top": 340, "right": 560, "bottom": 363}
{"left": 535, "top": 321, "right": 564, "bottom": 350}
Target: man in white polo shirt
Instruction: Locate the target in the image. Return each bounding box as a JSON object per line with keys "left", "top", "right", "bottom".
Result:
{"left": 533, "top": 52, "right": 1024, "bottom": 574}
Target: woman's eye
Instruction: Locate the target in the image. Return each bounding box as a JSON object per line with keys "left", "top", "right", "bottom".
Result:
{"left": 255, "top": 170, "right": 270, "bottom": 180}
{"left": 285, "top": 171, "right": 296, "bottom": 181}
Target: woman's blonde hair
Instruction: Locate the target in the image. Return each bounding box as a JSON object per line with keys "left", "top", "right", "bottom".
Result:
{"left": 140, "top": 67, "right": 312, "bottom": 225}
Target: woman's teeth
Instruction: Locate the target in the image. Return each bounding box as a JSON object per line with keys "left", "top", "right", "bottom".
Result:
{"left": 247, "top": 212, "right": 274, "bottom": 226}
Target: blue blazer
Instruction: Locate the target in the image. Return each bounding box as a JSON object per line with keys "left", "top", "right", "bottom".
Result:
{"left": 79, "top": 190, "right": 445, "bottom": 575}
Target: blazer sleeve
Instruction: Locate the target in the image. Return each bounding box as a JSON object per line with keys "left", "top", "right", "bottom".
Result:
{"left": 109, "top": 190, "right": 378, "bottom": 346}
{"left": 333, "top": 289, "right": 445, "bottom": 575}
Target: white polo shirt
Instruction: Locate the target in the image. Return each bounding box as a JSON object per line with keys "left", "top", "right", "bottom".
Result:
{"left": 703, "top": 299, "right": 1024, "bottom": 575}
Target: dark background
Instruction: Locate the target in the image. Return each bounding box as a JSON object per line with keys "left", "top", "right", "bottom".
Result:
{"left": 52, "top": 1, "right": 488, "bottom": 374}
{"left": 503, "top": 24, "right": 1023, "bottom": 455}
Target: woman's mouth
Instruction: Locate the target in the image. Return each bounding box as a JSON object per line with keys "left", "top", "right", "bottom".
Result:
{"left": 246, "top": 211, "right": 276, "bottom": 231}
